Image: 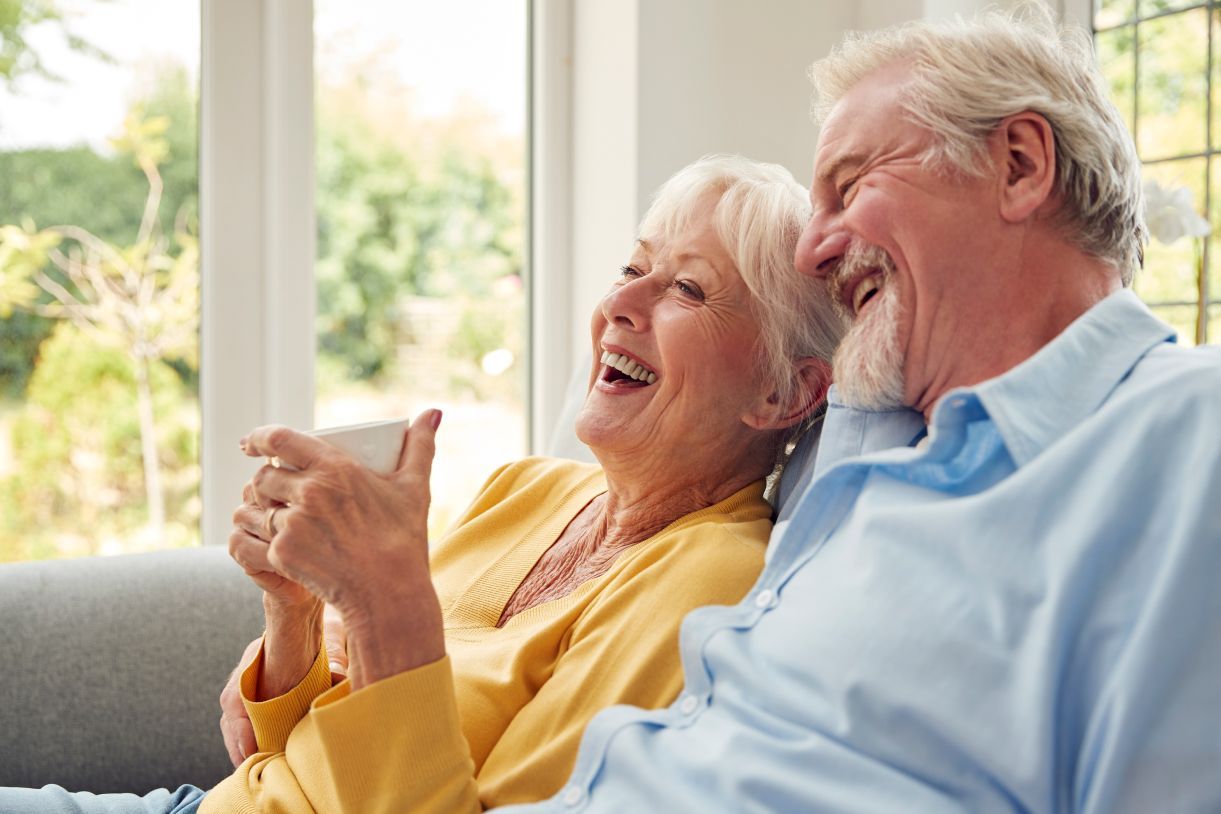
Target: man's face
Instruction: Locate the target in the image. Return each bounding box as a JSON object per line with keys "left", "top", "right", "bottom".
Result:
{"left": 794, "top": 62, "right": 1003, "bottom": 415}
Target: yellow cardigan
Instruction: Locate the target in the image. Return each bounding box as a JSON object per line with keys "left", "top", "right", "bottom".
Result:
{"left": 203, "top": 457, "right": 770, "bottom": 813}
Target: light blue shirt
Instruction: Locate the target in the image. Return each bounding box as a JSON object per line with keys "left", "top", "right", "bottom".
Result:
{"left": 505, "top": 290, "right": 1221, "bottom": 813}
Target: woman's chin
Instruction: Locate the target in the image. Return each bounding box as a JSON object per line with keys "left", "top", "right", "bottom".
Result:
{"left": 574, "top": 411, "right": 630, "bottom": 458}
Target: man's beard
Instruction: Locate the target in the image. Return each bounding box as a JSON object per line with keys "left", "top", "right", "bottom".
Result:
{"left": 829, "top": 243, "right": 906, "bottom": 411}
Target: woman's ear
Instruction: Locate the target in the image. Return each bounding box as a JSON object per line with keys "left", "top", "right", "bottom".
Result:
{"left": 743, "top": 357, "right": 832, "bottom": 431}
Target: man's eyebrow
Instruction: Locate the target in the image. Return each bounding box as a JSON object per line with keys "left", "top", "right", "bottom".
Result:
{"left": 815, "top": 153, "right": 866, "bottom": 186}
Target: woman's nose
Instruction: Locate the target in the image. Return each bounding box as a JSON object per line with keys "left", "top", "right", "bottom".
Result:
{"left": 794, "top": 219, "right": 851, "bottom": 279}
{"left": 600, "top": 278, "right": 652, "bottom": 331}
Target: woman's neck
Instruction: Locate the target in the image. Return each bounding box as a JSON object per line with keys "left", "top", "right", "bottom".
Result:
{"left": 495, "top": 454, "right": 770, "bottom": 627}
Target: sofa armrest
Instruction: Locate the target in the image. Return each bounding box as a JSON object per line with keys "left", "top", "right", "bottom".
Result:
{"left": 0, "top": 546, "right": 264, "bottom": 794}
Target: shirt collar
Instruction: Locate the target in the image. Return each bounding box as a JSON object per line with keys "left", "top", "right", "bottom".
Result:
{"left": 963, "top": 289, "right": 1175, "bottom": 467}
{"left": 810, "top": 390, "right": 926, "bottom": 477}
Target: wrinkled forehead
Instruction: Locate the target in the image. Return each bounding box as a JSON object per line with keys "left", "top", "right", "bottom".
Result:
{"left": 814, "top": 62, "right": 915, "bottom": 168}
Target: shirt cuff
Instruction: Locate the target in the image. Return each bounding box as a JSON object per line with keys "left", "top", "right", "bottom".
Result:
{"left": 240, "top": 639, "right": 333, "bottom": 753}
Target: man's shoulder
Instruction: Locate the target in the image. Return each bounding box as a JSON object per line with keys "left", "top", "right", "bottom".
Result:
{"left": 1078, "top": 340, "right": 1221, "bottom": 468}
{"left": 1116, "top": 340, "right": 1221, "bottom": 409}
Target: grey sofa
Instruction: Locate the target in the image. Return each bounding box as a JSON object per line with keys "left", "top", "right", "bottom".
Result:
{"left": 0, "top": 546, "right": 265, "bottom": 794}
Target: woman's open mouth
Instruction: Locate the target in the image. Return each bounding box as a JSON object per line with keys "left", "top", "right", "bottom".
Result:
{"left": 599, "top": 350, "right": 657, "bottom": 387}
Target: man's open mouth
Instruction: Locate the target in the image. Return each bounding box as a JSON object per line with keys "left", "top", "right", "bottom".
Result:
{"left": 852, "top": 275, "right": 882, "bottom": 315}
{"left": 599, "top": 350, "right": 657, "bottom": 386}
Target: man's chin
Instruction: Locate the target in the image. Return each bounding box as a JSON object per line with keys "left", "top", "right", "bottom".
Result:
{"left": 832, "top": 317, "right": 906, "bottom": 411}
{"left": 832, "top": 366, "right": 907, "bottom": 412}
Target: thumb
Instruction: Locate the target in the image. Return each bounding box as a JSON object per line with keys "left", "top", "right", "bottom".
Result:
{"left": 322, "top": 605, "right": 349, "bottom": 682}
{"left": 397, "top": 408, "right": 441, "bottom": 483}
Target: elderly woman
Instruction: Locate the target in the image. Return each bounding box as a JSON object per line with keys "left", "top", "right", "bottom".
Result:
{"left": 0, "top": 155, "right": 840, "bottom": 814}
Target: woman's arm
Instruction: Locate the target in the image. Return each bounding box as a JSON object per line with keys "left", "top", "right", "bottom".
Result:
{"left": 205, "top": 410, "right": 483, "bottom": 813}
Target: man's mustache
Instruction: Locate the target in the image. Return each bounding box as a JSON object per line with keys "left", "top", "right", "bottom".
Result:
{"left": 829, "top": 242, "right": 897, "bottom": 319}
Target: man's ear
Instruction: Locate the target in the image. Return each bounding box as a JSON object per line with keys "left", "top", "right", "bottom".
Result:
{"left": 992, "top": 111, "right": 1056, "bottom": 224}
{"left": 743, "top": 357, "right": 832, "bottom": 431}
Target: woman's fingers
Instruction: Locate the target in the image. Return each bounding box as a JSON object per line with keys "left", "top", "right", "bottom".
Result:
{"left": 228, "top": 526, "right": 276, "bottom": 576}
{"left": 219, "top": 635, "right": 263, "bottom": 767}
{"left": 399, "top": 409, "right": 442, "bottom": 483}
{"left": 232, "top": 501, "right": 274, "bottom": 541}
{"left": 241, "top": 424, "right": 332, "bottom": 471}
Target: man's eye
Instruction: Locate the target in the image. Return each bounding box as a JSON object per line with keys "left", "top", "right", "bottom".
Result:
{"left": 837, "top": 178, "right": 857, "bottom": 202}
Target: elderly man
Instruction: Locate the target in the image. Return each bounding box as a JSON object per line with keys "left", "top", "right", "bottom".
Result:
{"left": 193, "top": 7, "right": 1221, "bottom": 813}
{"left": 491, "top": 8, "right": 1219, "bottom": 811}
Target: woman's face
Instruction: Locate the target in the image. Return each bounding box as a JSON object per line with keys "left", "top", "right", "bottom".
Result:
{"left": 576, "top": 195, "right": 773, "bottom": 463}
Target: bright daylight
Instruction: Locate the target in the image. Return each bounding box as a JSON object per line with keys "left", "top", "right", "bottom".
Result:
{"left": 0, "top": 0, "right": 527, "bottom": 561}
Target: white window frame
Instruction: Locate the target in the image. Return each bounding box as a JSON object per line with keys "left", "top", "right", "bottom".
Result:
{"left": 200, "top": 0, "right": 316, "bottom": 545}
{"left": 200, "top": 0, "right": 556, "bottom": 544}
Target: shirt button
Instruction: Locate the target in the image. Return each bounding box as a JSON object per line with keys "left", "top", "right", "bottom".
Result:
{"left": 562, "top": 786, "right": 584, "bottom": 807}
{"left": 754, "top": 589, "right": 776, "bottom": 609}
{"left": 678, "top": 693, "right": 700, "bottom": 715}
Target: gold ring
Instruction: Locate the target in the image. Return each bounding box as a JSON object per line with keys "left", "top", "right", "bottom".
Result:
{"left": 263, "top": 506, "right": 281, "bottom": 539}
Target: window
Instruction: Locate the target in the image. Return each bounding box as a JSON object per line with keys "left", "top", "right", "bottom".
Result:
{"left": 312, "top": 0, "right": 528, "bottom": 538}
{"left": 1095, "top": 0, "right": 1220, "bottom": 343}
{"left": 0, "top": 0, "right": 201, "bottom": 560}
{"left": 0, "top": 1, "right": 529, "bottom": 562}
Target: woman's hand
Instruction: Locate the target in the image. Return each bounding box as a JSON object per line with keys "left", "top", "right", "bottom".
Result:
{"left": 239, "top": 409, "right": 447, "bottom": 690}
{"left": 230, "top": 481, "right": 317, "bottom": 611}
{"left": 219, "top": 608, "right": 350, "bottom": 768}
{"left": 230, "top": 481, "right": 324, "bottom": 700}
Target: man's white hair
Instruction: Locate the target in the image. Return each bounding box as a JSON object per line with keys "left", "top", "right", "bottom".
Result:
{"left": 808, "top": 2, "right": 1145, "bottom": 283}
{"left": 637, "top": 154, "right": 845, "bottom": 418}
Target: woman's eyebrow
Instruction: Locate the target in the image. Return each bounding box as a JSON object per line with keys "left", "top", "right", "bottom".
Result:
{"left": 672, "top": 251, "right": 724, "bottom": 277}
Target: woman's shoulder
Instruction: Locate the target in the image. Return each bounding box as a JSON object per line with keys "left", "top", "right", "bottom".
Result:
{"left": 445, "top": 456, "right": 604, "bottom": 535}
{"left": 478, "top": 456, "right": 604, "bottom": 501}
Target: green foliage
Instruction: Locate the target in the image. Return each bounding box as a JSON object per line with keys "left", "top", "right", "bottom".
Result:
{"left": 314, "top": 87, "right": 523, "bottom": 383}
{"left": 0, "top": 322, "right": 197, "bottom": 561}
{"left": 0, "top": 64, "right": 199, "bottom": 394}
{"left": 0, "top": 310, "right": 49, "bottom": 396}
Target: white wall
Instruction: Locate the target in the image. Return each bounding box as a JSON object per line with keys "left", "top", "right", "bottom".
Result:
{"left": 557, "top": 0, "right": 855, "bottom": 391}
{"left": 547, "top": 0, "right": 1074, "bottom": 400}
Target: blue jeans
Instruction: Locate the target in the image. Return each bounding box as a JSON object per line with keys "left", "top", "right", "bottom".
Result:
{"left": 0, "top": 784, "right": 206, "bottom": 813}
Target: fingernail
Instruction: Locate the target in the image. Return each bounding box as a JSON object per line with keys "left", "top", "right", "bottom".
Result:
{"left": 430, "top": 409, "right": 443, "bottom": 430}
{"left": 238, "top": 437, "right": 248, "bottom": 451}
{"left": 329, "top": 661, "right": 344, "bottom": 675}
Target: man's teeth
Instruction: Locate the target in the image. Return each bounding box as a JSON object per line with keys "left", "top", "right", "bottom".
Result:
{"left": 599, "top": 351, "right": 657, "bottom": 384}
{"left": 853, "top": 277, "right": 881, "bottom": 314}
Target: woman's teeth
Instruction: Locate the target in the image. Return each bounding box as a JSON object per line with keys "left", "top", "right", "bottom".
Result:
{"left": 600, "top": 351, "right": 657, "bottom": 384}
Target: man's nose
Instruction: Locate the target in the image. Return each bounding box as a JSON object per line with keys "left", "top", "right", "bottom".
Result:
{"left": 794, "top": 220, "right": 851, "bottom": 279}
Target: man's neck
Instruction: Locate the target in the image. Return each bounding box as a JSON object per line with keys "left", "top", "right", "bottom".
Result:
{"left": 913, "top": 254, "right": 1123, "bottom": 422}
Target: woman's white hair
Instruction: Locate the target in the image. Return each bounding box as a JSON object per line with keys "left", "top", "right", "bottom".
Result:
{"left": 808, "top": 2, "right": 1145, "bottom": 283}
{"left": 637, "top": 154, "right": 845, "bottom": 418}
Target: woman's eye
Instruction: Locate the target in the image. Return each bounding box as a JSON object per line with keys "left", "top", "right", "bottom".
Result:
{"left": 676, "top": 280, "right": 704, "bottom": 301}
{"left": 619, "top": 265, "right": 643, "bottom": 280}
